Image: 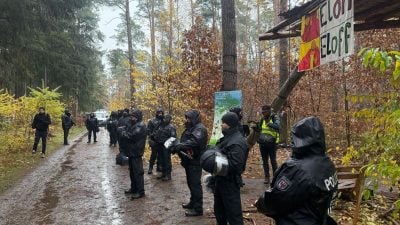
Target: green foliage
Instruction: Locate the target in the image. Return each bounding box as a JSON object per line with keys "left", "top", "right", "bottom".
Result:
{"left": 345, "top": 48, "right": 400, "bottom": 214}
{"left": 0, "top": 0, "right": 105, "bottom": 112}
{"left": 358, "top": 48, "right": 400, "bottom": 85}
{"left": 0, "top": 87, "right": 64, "bottom": 153}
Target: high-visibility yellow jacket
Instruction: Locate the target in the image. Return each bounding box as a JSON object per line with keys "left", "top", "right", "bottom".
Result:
{"left": 259, "top": 115, "right": 280, "bottom": 143}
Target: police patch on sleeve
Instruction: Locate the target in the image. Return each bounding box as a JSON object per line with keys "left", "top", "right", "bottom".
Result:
{"left": 275, "top": 176, "right": 291, "bottom": 191}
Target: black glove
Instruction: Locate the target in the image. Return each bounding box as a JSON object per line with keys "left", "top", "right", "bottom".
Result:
{"left": 171, "top": 144, "right": 184, "bottom": 154}
{"left": 255, "top": 193, "right": 268, "bottom": 215}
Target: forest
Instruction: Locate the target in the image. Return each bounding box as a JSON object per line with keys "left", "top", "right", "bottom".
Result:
{"left": 0, "top": 0, "right": 399, "bottom": 224}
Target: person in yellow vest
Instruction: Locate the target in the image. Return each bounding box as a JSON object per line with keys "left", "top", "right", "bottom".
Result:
{"left": 257, "top": 105, "right": 280, "bottom": 185}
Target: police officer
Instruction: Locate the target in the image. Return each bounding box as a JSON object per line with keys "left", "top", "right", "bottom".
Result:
{"left": 61, "top": 109, "right": 75, "bottom": 145}
{"left": 147, "top": 108, "right": 164, "bottom": 174}
{"left": 153, "top": 114, "right": 176, "bottom": 181}
{"left": 32, "top": 107, "right": 52, "bottom": 158}
{"left": 173, "top": 109, "right": 208, "bottom": 217}
{"left": 85, "top": 112, "right": 98, "bottom": 143}
{"left": 214, "top": 112, "right": 247, "bottom": 225}
{"left": 117, "top": 110, "right": 130, "bottom": 153}
{"left": 229, "top": 107, "right": 248, "bottom": 137}
{"left": 229, "top": 107, "right": 249, "bottom": 187}
{"left": 122, "top": 109, "right": 147, "bottom": 200}
{"left": 255, "top": 116, "right": 338, "bottom": 225}
{"left": 257, "top": 105, "right": 280, "bottom": 184}
{"left": 106, "top": 111, "right": 118, "bottom": 147}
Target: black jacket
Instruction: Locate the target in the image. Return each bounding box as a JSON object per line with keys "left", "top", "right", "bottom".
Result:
{"left": 154, "top": 123, "right": 176, "bottom": 144}
{"left": 61, "top": 113, "right": 74, "bottom": 130}
{"left": 106, "top": 117, "right": 118, "bottom": 132}
{"left": 85, "top": 117, "right": 98, "bottom": 130}
{"left": 216, "top": 126, "right": 248, "bottom": 178}
{"left": 32, "top": 113, "right": 51, "bottom": 132}
{"left": 178, "top": 110, "right": 208, "bottom": 165}
{"left": 147, "top": 117, "right": 163, "bottom": 140}
{"left": 121, "top": 110, "right": 147, "bottom": 157}
{"left": 256, "top": 117, "right": 337, "bottom": 225}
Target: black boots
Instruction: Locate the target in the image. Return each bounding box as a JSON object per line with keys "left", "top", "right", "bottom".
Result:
{"left": 162, "top": 174, "right": 171, "bottom": 181}
{"left": 185, "top": 209, "right": 203, "bottom": 217}
{"left": 264, "top": 176, "right": 270, "bottom": 185}
{"left": 148, "top": 164, "right": 153, "bottom": 174}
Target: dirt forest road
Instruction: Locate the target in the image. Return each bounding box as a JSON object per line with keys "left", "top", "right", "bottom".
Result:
{"left": 0, "top": 129, "right": 269, "bottom": 225}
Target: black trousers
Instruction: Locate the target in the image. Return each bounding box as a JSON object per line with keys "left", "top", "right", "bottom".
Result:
{"left": 259, "top": 142, "right": 278, "bottom": 178}
{"left": 149, "top": 143, "right": 161, "bottom": 169}
{"left": 33, "top": 131, "right": 47, "bottom": 154}
{"left": 63, "top": 128, "right": 70, "bottom": 144}
{"left": 109, "top": 131, "right": 118, "bottom": 145}
{"left": 128, "top": 156, "right": 145, "bottom": 195}
{"left": 88, "top": 129, "right": 97, "bottom": 142}
{"left": 184, "top": 164, "right": 203, "bottom": 213}
{"left": 214, "top": 177, "right": 243, "bottom": 225}
{"left": 158, "top": 144, "right": 172, "bottom": 175}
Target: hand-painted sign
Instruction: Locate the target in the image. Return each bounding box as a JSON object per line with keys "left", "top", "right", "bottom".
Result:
{"left": 298, "top": 0, "right": 354, "bottom": 72}
{"left": 320, "top": 0, "right": 354, "bottom": 65}
{"left": 299, "top": 9, "right": 321, "bottom": 71}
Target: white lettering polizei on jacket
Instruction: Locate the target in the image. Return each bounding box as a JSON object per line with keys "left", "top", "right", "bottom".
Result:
{"left": 324, "top": 173, "right": 338, "bottom": 191}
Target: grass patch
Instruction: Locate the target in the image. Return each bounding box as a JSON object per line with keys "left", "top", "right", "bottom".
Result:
{"left": 0, "top": 127, "right": 86, "bottom": 194}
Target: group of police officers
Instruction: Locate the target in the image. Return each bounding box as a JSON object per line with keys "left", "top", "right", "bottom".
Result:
{"left": 98, "top": 106, "right": 338, "bottom": 225}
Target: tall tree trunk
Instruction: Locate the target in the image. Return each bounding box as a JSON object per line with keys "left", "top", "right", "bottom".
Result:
{"left": 343, "top": 60, "right": 351, "bottom": 147}
{"left": 221, "top": 0, "right": 237, "bottom": 91}
{"left": 168, "top": 0, "right": 173, "bottom": 59}
{"left": 176, "top": 0, "right": 180, "bottom": 45}
{"left": 274, "top": 0, "right": 289, "bottom": 144}
{"left": 190, "top": 0, "right": 195, "bottom": 26}
{"left": 125, "top": 0, "right": 135, "bottom": 107}
{"left": 212, "top": 0, "right": 217, "bottom": 32}
{"left": 149, "top": 0, "right": 156, "bottom": 89}
{"left": 249, "top": 0, "right": 262, "bottom": 120}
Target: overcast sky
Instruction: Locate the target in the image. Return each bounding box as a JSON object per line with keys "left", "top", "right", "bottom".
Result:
{"left": 97, "top": 6, "right": 121, "bottom": 70}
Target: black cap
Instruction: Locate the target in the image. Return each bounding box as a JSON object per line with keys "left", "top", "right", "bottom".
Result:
{"left": 221, "top": 112, "right": 239, "bottom": 128}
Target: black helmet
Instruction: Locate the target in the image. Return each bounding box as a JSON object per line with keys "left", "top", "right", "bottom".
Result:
{"left": 131, "top": 109, "right": 143, "bottom": 121}
{"left": 291, "top": 116, "right": 326, "bottom": 158}
{"left": 200, "top": 148, "right": 229, "bottom": 176}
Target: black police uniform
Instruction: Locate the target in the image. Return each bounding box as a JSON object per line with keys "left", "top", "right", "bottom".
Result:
{"left": 32, "top": 111, "right": 52, "bottom": 154}
{"left": 256, "top": 116, "right": 338, "bottom": 225}
{"left": 117, "top": 112, "right": 131, "bottom": 153}
{"left": 106, "top": 112, "right": 118, "bottom": 146}
{"left": 85, "top": 114, "right": 98, "bottom": 143}
{"left": 175, "top": 110, "right": 208, "bottom": 216}
{"left": 153, "top": 115, "right": 176, "bottom": 179}
{"left": 214, "top": 113, "right": 248, "bottom": 225}
{"left": 121, "top": 109, "right": 147, "bottom": 198}
{"left": 147, "top": 108, "right": 164, "bottom": 173}
{"left": 61, "top": 110, "right": 74, "bottom": 145}
{"left": 229, "top": 107, "right": 249, "bottom": 186}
